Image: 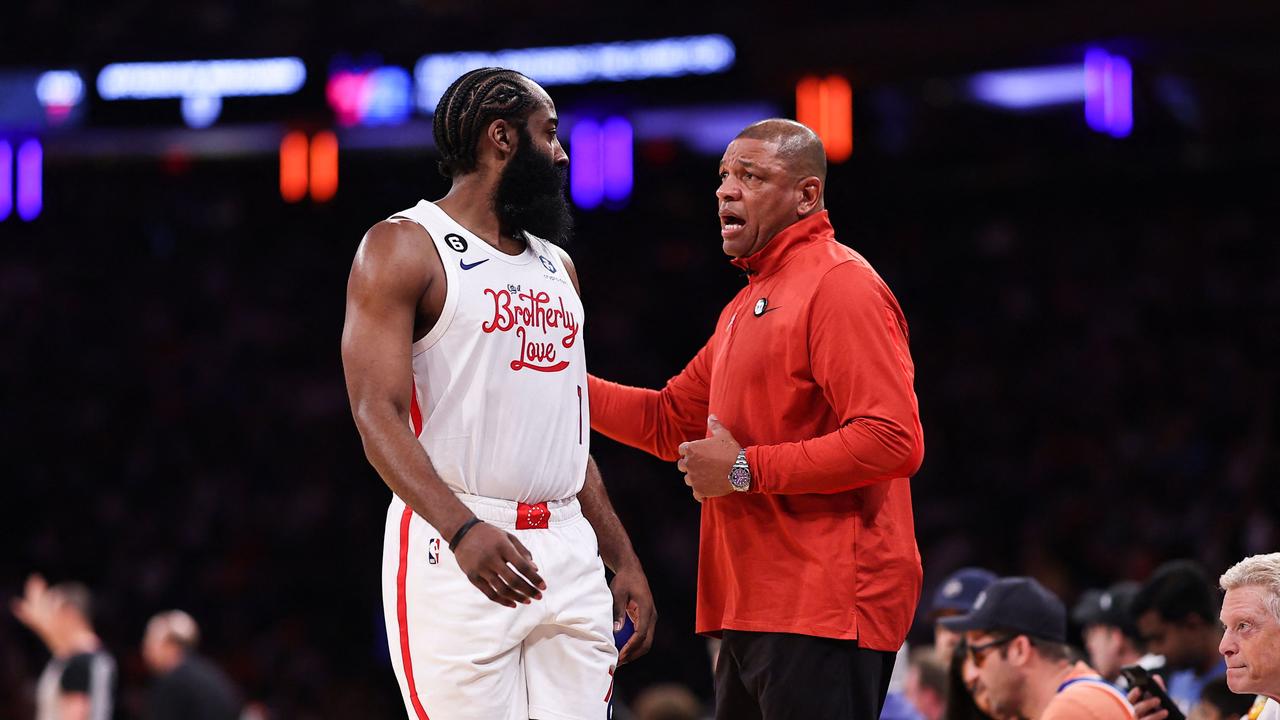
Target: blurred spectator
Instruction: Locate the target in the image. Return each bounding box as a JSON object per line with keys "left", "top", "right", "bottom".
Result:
{"left": 943, "top": 577, "right": 1135, "bottom": 719}
{"left": 10, "top": 575, "right": 116, "bottom": 720}
{"left": 1217, "top": 553, "right": 1280, "bottom": 720}
{"left": 1132, "top": 560, "right": 1227, "bottom": 711}
{"left": 1073, "top": 581, "right": 1161, "bottom": 685}
{"left": 142, "top": 610, "right": 242, "bottom": 720}
{"left": 904, "top": 647, "right": 948, "bottom": 720}
{"left": 1188, "top": 678, "right": 1256, "bottom": 720}
{"left": 883, "top": 643, "right": 927, "bottom": 720}
{"left": 932, "top": 568, "right": 998, "bottom": 665}
{"left": 630, "top": 682, "right": 705, "bottom": 720}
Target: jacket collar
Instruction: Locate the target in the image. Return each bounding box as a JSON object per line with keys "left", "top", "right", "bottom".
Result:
{"left": 729, "top": 210, "right": 833, "bottom": 281}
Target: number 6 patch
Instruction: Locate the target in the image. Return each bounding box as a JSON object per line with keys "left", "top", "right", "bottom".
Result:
{"left": 444, "top": 234, "right": 468, "bottom": 253}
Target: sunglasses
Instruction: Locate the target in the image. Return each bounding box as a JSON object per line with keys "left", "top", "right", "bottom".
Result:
{"left": 966, "top": 635, "right": 1016, "bottom": 667}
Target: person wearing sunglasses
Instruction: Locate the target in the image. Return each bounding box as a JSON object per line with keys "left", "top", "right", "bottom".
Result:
{"left": 942, "top": 577, "right": 1137, "bottom": 720}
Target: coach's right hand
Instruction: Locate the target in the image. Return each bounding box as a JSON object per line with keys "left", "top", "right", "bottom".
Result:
{"left": 453, "top": 522, "right": 547, "bottom": 608}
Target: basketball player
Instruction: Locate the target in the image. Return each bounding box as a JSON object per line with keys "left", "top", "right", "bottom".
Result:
{"left": 341, "top": 68, "right": 655, "bottom": 720}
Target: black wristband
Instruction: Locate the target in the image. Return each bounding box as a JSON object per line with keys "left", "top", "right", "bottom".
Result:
{"left": 449, "top": 517, "right": 484, "bottom": 551}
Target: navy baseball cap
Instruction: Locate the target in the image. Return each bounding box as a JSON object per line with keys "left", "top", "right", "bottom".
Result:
{"left": 931, "top": 567, "right": 998, "bottom": 617}
{"left": 1072, "top": 581, "right": 1140, "bottom": 638}
{"left": 938, "top": 576, "right": 1067, "bottom": 644}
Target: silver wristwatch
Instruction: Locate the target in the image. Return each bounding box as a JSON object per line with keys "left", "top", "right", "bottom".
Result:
{"left": 728, "top": 449, "right": 751, "bottom": 492}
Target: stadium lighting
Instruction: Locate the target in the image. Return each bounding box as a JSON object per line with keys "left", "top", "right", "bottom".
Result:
{"left": 17, "top": 139, "right": 42, "bottom": 221}
{"left": 969, "top": 65, "right": 1086, "bottom": 110}
{"left": 0, "top": 141, "right": 11, "bottom": 221}
{"left": 601, "top": 117, "right": 633, "bottom": 206}
{"left": 570, "top": 120, "right": 604, "bottom": 210}
{"left": 796, "top": 75, "right": 853, "bottom": 163}
{"left": 35, "top": 71, "right": 85, "bottom": 125}
{"left": 96, "top": 57, "right": 307, "bottom": 128}
{"left": 327, "top": 66, "right": 413, "bottom": 127}
{"left": 968, "top": 49, "right": 1133, "bottom": 137}
{"left": 571, "top": 116, "right": 633, "bottom": 211}
{"left": 415, "top": 35, "right": 736, "bottom": 112}
{"left": 1085, "top": 49, "right": 1133, "bottom": 138}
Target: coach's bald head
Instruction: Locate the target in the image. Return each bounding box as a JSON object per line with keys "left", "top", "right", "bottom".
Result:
{"left": 716, "top": 119, "right": 828, "bottom": 258}
{"left": 734, "top": 119, "right": 827, "bottom": 185}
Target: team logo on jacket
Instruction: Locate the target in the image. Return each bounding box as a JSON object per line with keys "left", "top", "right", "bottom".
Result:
{"left": 482, "top": 285, "right": 580, "bottom": 372}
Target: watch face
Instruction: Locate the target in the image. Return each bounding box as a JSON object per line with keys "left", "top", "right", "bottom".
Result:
{"left": 729, "top": 467, "right": 750, "bottom": 490}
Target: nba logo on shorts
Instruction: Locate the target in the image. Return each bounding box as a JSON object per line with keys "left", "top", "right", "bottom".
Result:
{"left": 428, "top": 538, "right": 440, "bottom": 565}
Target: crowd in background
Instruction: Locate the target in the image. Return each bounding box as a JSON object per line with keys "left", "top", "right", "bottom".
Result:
{"left": 3, "top": 93, "right": 1279, "bottom": 718}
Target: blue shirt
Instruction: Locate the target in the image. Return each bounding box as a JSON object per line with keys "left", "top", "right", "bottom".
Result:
{"left": 1165, "top": 659, "right": 1227, "bottom": 712}
{"left": 880, "top": 691, "right": 925, "bottom": 720}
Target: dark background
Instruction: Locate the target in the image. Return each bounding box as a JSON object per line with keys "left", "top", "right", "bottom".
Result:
{"left": 3, "top": 1, "right": 1279, "bottom": 717}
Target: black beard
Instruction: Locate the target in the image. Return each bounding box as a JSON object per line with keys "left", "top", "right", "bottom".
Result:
{"left": 492, "top": 126, "right": 574, "bottom": 246}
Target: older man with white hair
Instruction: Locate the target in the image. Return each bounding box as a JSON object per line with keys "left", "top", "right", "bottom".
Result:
{"left": 142, "top": 610, "right": 242, "bottom": 720}
{"left": 1218, "top": 553, "right": 1280, "bottom": 720}
{"left": 1132, "top": 555, "right": 1280, "bottom": 720}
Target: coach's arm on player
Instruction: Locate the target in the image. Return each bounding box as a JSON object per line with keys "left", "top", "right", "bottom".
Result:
{"left": 342, "top": 219, "right": 547, "bottom": 609}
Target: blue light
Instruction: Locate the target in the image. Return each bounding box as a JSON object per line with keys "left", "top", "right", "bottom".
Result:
{"left": 570, "top": 120, "right": 603, "bottom": 210}
{"left": 416, "top": 35, "right": 735, "bottom": 112}
{"left": 97, "top": 57, "right": 307, "bottom": 100}
{"left": 1106, "top": 55, "right": 1133, "bottom": 138}
{"left": 1084, "top": 49, "right": 1108, "bottom": 131}
{"left": 17, "top": 139, "right": 41, "bottom": 222}
{"left": 628, "top": 103, "right": 778, "bottom": 154}
{"left": 0, "top": 141, "right": 11, "bottom": 221}
{"left": 969, "top": 65, "right": 1085, "bottom": 110}
{"left": 1085, "top": 48, "right": 1133, "bottom": 138}
{"left": 181, "top": 95, "right": 222, "bottom": 129}
{"left": 97, "top": 57, "right": 307, "bottom": 128}
{"left": 601, "top": 117, "right": 633, "bottom": 206}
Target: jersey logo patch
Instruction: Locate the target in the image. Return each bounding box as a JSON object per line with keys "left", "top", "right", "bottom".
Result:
{"left": 539, "top": 255, "right": 557, "bottom": 273}
{"left": 427, "top": 538, "right": 440, "bottom": 564}
{"left": 444, "top": 234, "right": 468, "bottom": 253}
{"left": 460, "top": 258, "right": 489, "bottom": 270}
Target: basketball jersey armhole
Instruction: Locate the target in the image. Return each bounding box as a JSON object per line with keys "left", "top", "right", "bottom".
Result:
{"left": 388, "top": 203, "right": 460, "bottom": 356}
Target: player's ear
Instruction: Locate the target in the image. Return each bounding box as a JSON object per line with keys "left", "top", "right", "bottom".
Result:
{"left": 485, "top": 119, "right": 517, "bottom": 160}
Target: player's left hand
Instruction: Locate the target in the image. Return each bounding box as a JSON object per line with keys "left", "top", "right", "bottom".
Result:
{"left": 677, "top": 415, "right": 741, "bottom": 502}
{"left": 610, "top": 565, "right": 656, "bottom": 665}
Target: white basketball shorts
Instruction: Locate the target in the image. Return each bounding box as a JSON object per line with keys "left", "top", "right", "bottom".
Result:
{"left": 382, "top": 493, "right": 618, "bottom": 720}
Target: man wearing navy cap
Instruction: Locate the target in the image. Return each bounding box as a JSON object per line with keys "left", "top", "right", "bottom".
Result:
{"left": 931, "top": 567, "right": 997, "bottom": 664}
{"left": 942, "top": 577, "right": 1137, "bottom": 720}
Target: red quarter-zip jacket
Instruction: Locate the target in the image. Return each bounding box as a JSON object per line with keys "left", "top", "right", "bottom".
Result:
{"left": 588, "top": 210, "right": 924, "bottom": 650}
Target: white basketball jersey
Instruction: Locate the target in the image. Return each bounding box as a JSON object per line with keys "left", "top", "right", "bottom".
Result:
{"left": 391, "top": 200, "right": 589, "bottom": 503}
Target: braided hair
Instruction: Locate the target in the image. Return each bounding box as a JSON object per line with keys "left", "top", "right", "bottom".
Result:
{"left": 433, "top": 67, "right": 539, "bottom": 178}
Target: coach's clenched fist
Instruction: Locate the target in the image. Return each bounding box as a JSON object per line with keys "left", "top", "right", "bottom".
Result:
{"left": 677, "top": 415, "right": 742, "bottom": 502}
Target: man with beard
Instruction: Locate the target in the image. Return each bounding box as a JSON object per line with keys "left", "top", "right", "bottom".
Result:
{"left": 947, "top": 577, "right": 1136, "bottom": 720}
{"left": 342, "top": 67, "right": 655, "bottom": 720}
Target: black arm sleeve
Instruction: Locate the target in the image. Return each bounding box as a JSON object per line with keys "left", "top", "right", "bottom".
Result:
{"left": 59, "top": 653, "right": 93, "bottom": 693}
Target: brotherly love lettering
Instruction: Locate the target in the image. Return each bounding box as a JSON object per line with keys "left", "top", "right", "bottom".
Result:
{"left": 481, "top": 285, "right": 580, "bottom": 372}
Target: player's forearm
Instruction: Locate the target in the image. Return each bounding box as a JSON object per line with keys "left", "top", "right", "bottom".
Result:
{"left": 577, "top": 456, "right": 642, "bottom": 572}
{"left": 353, "top": 404, "right": 476, "bottom": 538}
